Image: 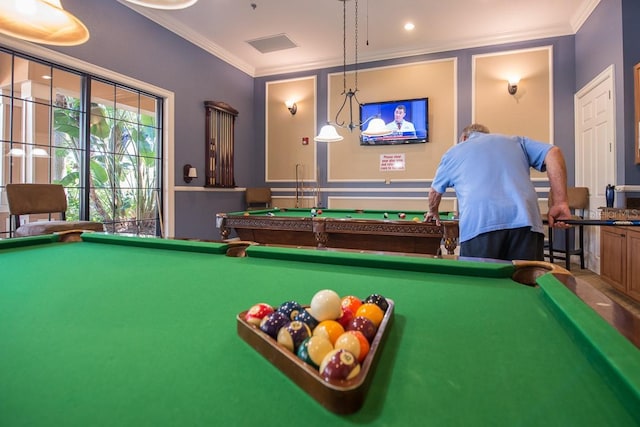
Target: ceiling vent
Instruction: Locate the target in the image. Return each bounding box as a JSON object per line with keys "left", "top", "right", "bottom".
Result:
{"left": 246, "top": 33, "right": 297, "bottom": 54}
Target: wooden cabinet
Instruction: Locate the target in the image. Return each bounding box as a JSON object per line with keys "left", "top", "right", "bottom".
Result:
{"left": 600, "top": 226, "right": 640, "bottom": 301}
{"left": 628, "top": 228, "right": 640, "bottom": 301}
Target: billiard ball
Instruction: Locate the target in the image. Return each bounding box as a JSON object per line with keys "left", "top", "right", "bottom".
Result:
{"left": 334, "top": 330, "right": 370, "bottom": 363}
{"left": 383, "top": 212, "right": 389, "bottom": 219}
{"left": 398, "top": 212, "right": 406, "bottom": 219}
{"left": 296, "top": 335, "right": 334, "bottom": 369}
{"left": 317, "top": 209, "right": 323, "bottom": 215}
{"left": 243, "top": 212, "right": 250, "bottom": 216}
{"left": 313, "top": 320, "right": 345, "bottom": 345}
{"left": 309, "top": 289, "right": 342, "bottom": 321}
{"left": 346, "top": 316, "right": 377, "bottom": 343}
{"left": 259, "top": 311, "right": 290, "bottom": 339}
{"left": 364, "top": 293, "right": 389, "bottom": 312}
{"left": 277, "top": 300, "right": 303, "bottom": 320}
{"left": 336, "top": 306, "right": 355, "bottom": 328}
{"left": 341, "top": 295, "right": 362, "bottom": 314}
{"left": 412, "top": 217, "right": 421, "bottom": 222}
{"left": 294, "top": 308, "right": 319, "bottom": 330}
{"left": 266, "top": 212, "right": 275, "bottom": 216}
{"left": 355, "top": 303, "right": 385, "bottom": 327}
{"left": 319, "top": 349, "right": 361, "bottom": 381}
{"left": 245, "top": 302, "right": 274, "bottom": 326}
{"left": 277, "top": 320, "right": 312, "bottom": 352}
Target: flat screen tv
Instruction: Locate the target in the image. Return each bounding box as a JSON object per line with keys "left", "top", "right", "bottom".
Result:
{"left": 359, "top": 97, "right": 428, "bottom": 145}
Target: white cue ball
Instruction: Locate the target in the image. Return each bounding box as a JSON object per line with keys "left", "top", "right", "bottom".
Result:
{"left": 309, "top": 289, "right": 343, "bottom": 321}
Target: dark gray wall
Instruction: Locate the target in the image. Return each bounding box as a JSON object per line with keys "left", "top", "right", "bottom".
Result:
{"left": 622, "top": 0, "right": 640, "bottom": 184}
{"left": 575, "top": 0, "right": 640, "bottom": 187}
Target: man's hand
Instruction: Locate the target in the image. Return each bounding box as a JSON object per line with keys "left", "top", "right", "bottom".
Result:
{"left": 424, "top": 210, "right": 441, "bottom": 225}
{"left": 547, "top": 203, "right": 572, "bottom": 228}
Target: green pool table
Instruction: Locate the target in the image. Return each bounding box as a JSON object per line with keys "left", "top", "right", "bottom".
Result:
{"left": 217, "top": 208, "right": 459, "bottom": 255}
{"left": 1, "top": 233, "right": 640, "bottom": 426}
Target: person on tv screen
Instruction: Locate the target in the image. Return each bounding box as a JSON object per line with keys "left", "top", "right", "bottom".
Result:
{"left": 385, "top": 105, "right": 416, "bottom": 137}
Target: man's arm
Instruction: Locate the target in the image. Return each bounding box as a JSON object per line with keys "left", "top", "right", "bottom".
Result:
{"left": 545, "top": 146, "right": 572, "bottom": 227}
{"left": 425, "top": 188, "right": 443, "bottom": 225}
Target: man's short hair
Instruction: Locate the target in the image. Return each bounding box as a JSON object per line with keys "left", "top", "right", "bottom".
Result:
{"left": 460, "top": 123, "right": 490, "bottom": 141}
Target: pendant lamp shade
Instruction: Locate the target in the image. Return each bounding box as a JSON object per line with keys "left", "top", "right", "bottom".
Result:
{"left": 0, "top": 0, "right": 89, "bottom": 46}
{"left": 123, "top": 0, "right": 198, "bottom": 9}
{"left": 314, "top": 125, "right": 344, "bottom": 143}
{"left": 361, "top": 118, "right": 392, "bottom": 137}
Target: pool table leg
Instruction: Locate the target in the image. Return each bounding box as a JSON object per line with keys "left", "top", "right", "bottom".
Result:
{"left": 312, "top": 220, "right": 329, "bottom": 248}
{"left": 442, "top": 222, "right": 459, "bottom": 255}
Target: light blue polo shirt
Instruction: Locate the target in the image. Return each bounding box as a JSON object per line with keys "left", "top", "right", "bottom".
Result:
{"left": 431, "top": 132, "right": 552, "bottom": 243}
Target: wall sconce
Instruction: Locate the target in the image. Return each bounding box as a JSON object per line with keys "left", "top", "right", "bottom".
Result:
{"left": 285, "top": 100, "right": 297, "bottom": 115}
{"left": 183, "top": 164, "right": 197, "bottom": 183}
{"left": 507, "top": 77, "right": 520, "bottom": 95}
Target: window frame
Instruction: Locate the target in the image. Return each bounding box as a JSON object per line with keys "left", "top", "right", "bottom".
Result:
{"left": 0, "top": 35, "right": 175, "bottom": 237}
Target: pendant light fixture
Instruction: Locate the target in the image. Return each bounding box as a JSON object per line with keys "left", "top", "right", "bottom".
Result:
{"left": 0, "top": 0, "right": 89, "bottom": 46}
{"left": 315, "top": 0, "right": 391, "bottom": 142}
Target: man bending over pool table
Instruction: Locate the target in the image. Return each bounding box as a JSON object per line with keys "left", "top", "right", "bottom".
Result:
{"left": 425, "top": 123, "right": 571, "bottom": 261}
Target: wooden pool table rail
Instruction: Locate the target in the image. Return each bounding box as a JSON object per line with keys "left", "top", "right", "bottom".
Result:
{"left": 217, "top": 212, "right": 459, "bottom": 255}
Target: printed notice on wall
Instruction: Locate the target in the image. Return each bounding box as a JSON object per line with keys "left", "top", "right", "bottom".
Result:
{"left": 379, "top": 153, "right": 406, "bottom": 171}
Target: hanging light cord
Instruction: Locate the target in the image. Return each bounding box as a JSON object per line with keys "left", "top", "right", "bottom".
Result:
{"left": 334, "top": 0, "right": 367, "bottom": 132}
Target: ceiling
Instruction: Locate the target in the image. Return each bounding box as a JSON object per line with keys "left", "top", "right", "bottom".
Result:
{"left": 118, "top": 0, "right": 600, "bottom": 77}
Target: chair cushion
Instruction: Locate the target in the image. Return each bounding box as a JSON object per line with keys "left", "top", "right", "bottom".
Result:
{"left": 15, "top": 221, "right": 105, "bottom": 237}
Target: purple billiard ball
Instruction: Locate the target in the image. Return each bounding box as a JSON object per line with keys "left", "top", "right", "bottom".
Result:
{"left": 259, "top": 311, "right": 289, "bottom": 339}
{"left": 346, "top": 316, "right": 378, "bottom": 343}
{"left": 277, "top": 321, "right": 312, "bottom": 352}
{"left": 319, "top": 349, "right": 361, "bottom": 381}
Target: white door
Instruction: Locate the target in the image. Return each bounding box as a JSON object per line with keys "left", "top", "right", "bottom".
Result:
{"left": 574, "top": 65, "right": 616, "bottom": 273}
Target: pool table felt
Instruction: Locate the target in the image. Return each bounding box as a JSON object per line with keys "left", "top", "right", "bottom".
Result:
{"left": 1, "top": 234, "right": 639, "bottom": 426}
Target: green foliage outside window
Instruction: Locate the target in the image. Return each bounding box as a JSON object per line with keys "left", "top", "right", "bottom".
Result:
{"left": 53, "top": 96, "right": 160, "bottom": 235}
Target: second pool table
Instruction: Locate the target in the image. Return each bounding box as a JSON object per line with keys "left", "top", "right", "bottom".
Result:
{"left": 217, "top": 208, "right": 459, "bottom": 255}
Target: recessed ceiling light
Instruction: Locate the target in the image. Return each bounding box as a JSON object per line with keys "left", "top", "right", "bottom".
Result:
{"left": 404, "top": 22, "right": 415, "bottom": 31}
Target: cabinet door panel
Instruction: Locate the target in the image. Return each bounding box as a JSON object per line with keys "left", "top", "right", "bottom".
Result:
{"left": 627, "top": 229, "right": 640, "bottom": 301}
{"left": 600, "top": 226, "right": 626, "bottom": 292}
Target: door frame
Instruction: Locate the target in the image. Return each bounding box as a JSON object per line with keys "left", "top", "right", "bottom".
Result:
{"left": 574, "top": 65, "right": 616, "bottom": 272}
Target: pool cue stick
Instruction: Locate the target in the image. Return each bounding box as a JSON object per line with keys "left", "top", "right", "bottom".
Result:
{"left": 227, "top": 114, "right": 232, "bottom": 186}
{"left": 295, "top": 164, "right": 300, "bottom": 208}
{"left": 562, "top": 219, "right": 640, "bottom": 226}
{"left": 154, "top": 189, "right": 164, "bottom": 238}
{"left": 223, "top": 113, "right": 228, "bottom": 186}
{"left": 300, "top": 164, "right": 305, "bottom": 207}
{"left": 316, "top": 165, "right": 320, "bottom": 207}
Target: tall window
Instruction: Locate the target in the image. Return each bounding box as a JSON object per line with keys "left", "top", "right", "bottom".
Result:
{"left": 0, "top": 49, "right": 163, "bottom": 238}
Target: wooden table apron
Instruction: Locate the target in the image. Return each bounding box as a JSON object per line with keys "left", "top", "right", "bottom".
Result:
{"left": 217, "top": 208, "right": 459, "bottom": 255}
{"left": 1, "top": 233, "right": 639, "bottom": 426}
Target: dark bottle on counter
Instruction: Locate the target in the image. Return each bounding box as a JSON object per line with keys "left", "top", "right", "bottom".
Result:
{"left": 605, "top": 184, "right": 615, "bottom": 208}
